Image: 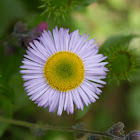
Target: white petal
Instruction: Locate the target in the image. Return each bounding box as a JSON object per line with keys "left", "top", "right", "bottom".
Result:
{"left": 57, "top": 92, "right": 65, "bottom": 116}
{"left": 27, "top": 82, "right": 47, "bottom": 96}
{"left": 25, "top": 79, "right": 46, "bottom": 90}
{"left": 23, "top": 78, "right": 45, "bottom": 87}
{"left": 73, "top": 33, "right": 88, "bottom": 53}
{"left": 20, "top": 69, "right": 43, "bottom": 74}
{"left": 49, "top": 91, "right": 60, "bottom": 112}
{"left": 80, "top": 84, "right": 97, "bottom": 102}
{"left": 30, "top": 85, "right": 49, "bottom": 101}
{"left": 68, "top": 91, "right": 74, "bottom": 114}
{"left": 36, "top": 87, "right": 51, "bottom": 103}
{"left": 78, "top": 41, "right": 97, "bottom": 56}
{"left": 38, "top": 87, "right": 54, "bottom": 107}
{"left": 28, "top": 45, "right": 47, "bottom": 61}
{"left": 85, "top": 76, "right": 106, "bottom": 85}
{"left": 64, "top": 29, "right": 70, "bottom": 51}
{"left": 72, "top": 89, "right": 84, "bottom": 110}
{"left": 69, "top": 30, "right": 79, "bottom": 52}
{"left": 32, "top": 40, "right": 49, "bottom": 58}
{"left": 24, "top": 54, "right": 45, "bottom": 65}
{"left": 26, "top": 80, "right": 46, "bottom": 92}
{"left": 81, "top": 81, "right": 99, "bottom": 99}
{"left": 22, "top": 59, "right": 43, "bottom": 67}
{"left": 20, "top": 65, "right": 43, "bottom": 70}
{"left": 22, "top": 74, "right": 44, "bottom": 80}
{"left": 85, "top": 69, "right": 106, "bottom": 76}
{"left": 59, "top": 28, "right": 65, "bottom": 51}
{"left": 53, "top": 26, "right": 61, "bottom": 52}
{"left": 39, "top": 36, "right": 53, "bottom": 55}
{"left": 85, "top": 62, "right": 108, "bottom": 68}
{"left": 78, "top": 87, "right": 91, "bottom": 106}
{"left": 64, "top": 92, "right": 69, "bottom": 111}
{"left": 43, "top": 30, "right": 57, "bottom": 53}
{"left": 71, "top": 90, "right": 80, "bottom": 109}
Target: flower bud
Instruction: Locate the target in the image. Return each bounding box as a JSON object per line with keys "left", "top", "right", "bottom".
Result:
{"left": 109, "top": 122, "right": 125, "bottom": 137}
{"left": 13, "top": 22, "right": 48, "bottom": 48}
{"left": 125, "top": 131, "right": 140, "bottom": 140}
{"left": 36, "top": 22, "right": 48, "bottom": 33}
{"left": 13, "top": 21, "right": 28, "bottom": 34}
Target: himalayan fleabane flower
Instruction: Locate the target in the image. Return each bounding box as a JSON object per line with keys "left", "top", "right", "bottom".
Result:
{"left": 20, "top": 27, "right": 108, "bottom": 116}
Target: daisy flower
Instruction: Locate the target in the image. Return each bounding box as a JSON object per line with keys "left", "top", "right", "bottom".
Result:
{"left": 20, "top": 27, "right": 108, "bottom": 116}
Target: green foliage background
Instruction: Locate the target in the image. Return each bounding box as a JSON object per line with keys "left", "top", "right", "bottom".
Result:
{"left": 0, "top": 0, "right": 140, "bottom": 139}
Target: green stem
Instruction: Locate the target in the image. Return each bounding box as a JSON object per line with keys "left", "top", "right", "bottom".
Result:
{"left": 0, "top": 116, "right": 121, "bottom": 139}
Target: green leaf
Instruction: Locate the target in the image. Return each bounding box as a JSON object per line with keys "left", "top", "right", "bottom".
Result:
{"left": 100, "top": 34, "right": 138, "bottom": 53}
{"left": 99, "top": 34, "right": 139, "bottom": 83}
{"left": 0, "top": 95, "right": 13, "bottom": 137}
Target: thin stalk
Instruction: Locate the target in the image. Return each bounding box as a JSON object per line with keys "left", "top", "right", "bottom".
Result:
{"left": 0, "top": 116, "right": 121, "bottom": 139}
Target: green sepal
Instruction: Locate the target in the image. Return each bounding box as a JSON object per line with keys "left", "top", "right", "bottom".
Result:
{"left": 100, "top": 34, "right": 139, "bottom": 83}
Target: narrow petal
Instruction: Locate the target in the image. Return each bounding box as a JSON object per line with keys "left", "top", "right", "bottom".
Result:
{"left": 78, "top": 87, "right": 91, "bottom": 106}
{"left": 30, "top": 85, "right": 49, "bottom": 101}
{"left": 85, "top": 76, "right": 106, "bottom": 85}
{"left": 72, "top": 90, "right": 84, "bottom": 110}
{"left": 64, "top": 92, "right": 69, "bottom": 111}
{"left": 23, "top": 78, "right": 45, "bottom": 87}
{"left": 49, "top": 91, "right": 60, "bottom": 112}
{"left": 80, "top": 85, "right": 96, "bottom": 103}
{"left": 20, "top": 65, "right": 43, "bottom": 70}
{"left": 71, "top": 90, "right": 80, "bottom": 109}
{"left": 27, "top": 82, "right": 47, "bottom": 96}
{"left": 25, "top": 79, "right": 46, "bottom": 90}
{"left": 68, "top": 91, "right": 74, "bottom": 114}
{"left": 53, "top": 26, "right": 61, "bottom": 52}
{"left": 69, "top": 30, "right": 79, "bottom": 52}
{"left": 57, "top": 92, "right": 65, "bottom": 116}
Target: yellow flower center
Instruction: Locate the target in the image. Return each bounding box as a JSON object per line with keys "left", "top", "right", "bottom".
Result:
{"left": 43, "top": 51, "right": 84, "bottom": 92}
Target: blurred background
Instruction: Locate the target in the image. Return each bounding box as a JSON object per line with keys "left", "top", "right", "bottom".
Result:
{"left": 0, "top": 0, "right": 140, "bottom": 139}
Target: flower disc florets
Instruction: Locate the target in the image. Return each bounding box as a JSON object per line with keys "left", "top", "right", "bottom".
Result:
{"left": 43, "top": 51, "right": 84, "bottom": 92}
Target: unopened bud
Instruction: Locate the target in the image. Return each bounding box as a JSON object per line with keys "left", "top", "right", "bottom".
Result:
{"left": 36, "top": 22, "right": 48, "bottom": 33}
{"left": 125, "top": 130, "right": 140, "bottom": 140}
{"left": 13, "top": 21, "right": 48, "bottom": 48}
{"left": 109, "top": 122, "right": 125, "bottom": 137}
{"left": 13, "top": 21, "right": 28, "bottom": 34}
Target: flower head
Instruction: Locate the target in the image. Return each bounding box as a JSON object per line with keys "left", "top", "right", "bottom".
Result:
{"left": 99, "top": 34, "right": 139, "bottom": 83}
{"left": 20, "top": 27, "right": 108, "bottom": 116}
